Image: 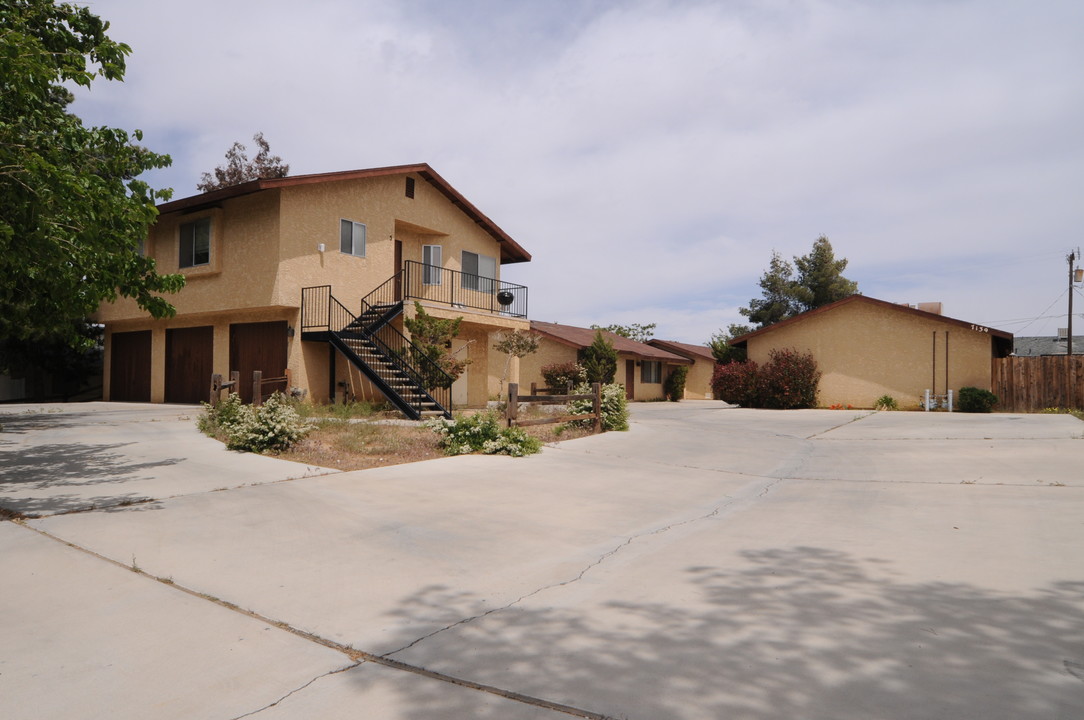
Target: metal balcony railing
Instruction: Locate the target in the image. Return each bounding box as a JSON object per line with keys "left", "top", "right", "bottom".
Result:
{"left": 400, "top": 260, "right": 528, "bottom": 319}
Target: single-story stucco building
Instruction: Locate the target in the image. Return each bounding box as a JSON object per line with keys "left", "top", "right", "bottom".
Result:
{"left": 729, "top": 295, "right": 1013, "bottom": 409}
{"left": 521, "top": 322, "right": 692, "bottom": 401}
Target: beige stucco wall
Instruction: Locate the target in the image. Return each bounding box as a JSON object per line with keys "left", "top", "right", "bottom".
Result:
{"left": 98, "top": 171, "right": 526, "bottom": 405}
{"left": 682, "top": 356, "right": 716, "bottom": 400}
{"left": 744, "top": 301, "right": 997, "bottom": 408}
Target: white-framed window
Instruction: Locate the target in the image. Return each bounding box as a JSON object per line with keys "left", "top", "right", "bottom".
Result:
{"left": 422, "top": 244, "right": 442, "bottom": 285}
{"left": 641, "top": 361, "right": 662, "bottom": 384}
{"left": 461, "top": 250, "right": 497, "bottom": 293}
{"left": 340, "top": 219, "right": 366, "bottom": 257}
{"left": 179, "top": 217, "right": 211, "bottom": 268}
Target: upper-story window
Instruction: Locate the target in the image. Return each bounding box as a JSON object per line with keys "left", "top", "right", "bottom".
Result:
{"left": 461, "top": 251, "right": 496, "bottom": 293}
{"left": 179, "top": 218, "right": 211, "bottom": 268}
{"left": 340, "top": 219, "right": 366, "bottom": 257}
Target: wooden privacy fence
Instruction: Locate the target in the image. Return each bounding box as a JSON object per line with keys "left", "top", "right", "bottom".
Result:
{"left": 505, "top": 382, "right": 602, "bottom": 432}
{"left": 991, "top": 356, "right": 1083, "bottom": 412}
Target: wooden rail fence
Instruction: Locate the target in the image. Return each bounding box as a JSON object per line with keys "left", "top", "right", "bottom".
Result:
{"left": 210, "top": 369, "right": 291, "bottom": 407}
{"left": 991, "top": 355, "right": 1083, "bottom": 412}
{"left": 506, "top": 382, "right": 602, "bottom": 432}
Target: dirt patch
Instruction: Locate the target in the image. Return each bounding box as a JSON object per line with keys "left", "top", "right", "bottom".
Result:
{"left": 276, "top": 417, "right": 596, "bottom": 472}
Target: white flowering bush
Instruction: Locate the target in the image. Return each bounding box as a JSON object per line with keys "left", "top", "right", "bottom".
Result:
{"left": 567, "top": 382, "right": 629, "bottom": 431}
{"left": 425, "top": 411, "right": 541, "bottom": 457}
{"left": 199, "top": 392, "right": 310, "bottom": 453}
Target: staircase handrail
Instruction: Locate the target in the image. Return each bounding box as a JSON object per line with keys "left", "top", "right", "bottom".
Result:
{"left": 355, "top": 296, "right": 455, "bottom": 396}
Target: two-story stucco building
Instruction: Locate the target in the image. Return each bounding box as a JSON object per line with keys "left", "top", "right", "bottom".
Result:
{"left": 96, "top": 164, "right": 532, "bottom": 417}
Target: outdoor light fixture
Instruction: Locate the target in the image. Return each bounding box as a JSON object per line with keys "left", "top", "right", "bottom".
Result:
{"left": 286, "top": 326, "right": 295, "bottom": 338}
{"left": 497, "top": 290, "right": 515, "bottom": 306}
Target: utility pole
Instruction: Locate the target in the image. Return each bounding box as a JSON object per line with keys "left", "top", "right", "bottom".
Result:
{"left": 1071, "top": 249, "right": 1080, "bottom": 357}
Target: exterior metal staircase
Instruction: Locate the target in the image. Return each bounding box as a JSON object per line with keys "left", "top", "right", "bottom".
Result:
{"left": 301, "top": 285, "right": 452, "bottom": 420}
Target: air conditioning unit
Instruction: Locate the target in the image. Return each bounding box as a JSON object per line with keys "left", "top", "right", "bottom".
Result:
{"left": 1057, "top": 328, "right": 1069, "bottom": 340}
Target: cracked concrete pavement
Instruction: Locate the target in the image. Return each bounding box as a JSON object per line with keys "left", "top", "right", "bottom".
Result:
{"left": 1, "top": 401, "right": 1082, "bottom": 719}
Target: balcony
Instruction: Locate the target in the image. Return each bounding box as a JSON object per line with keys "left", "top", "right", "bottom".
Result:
{"left": 363, "top": 260, "right": 529, "bottom": 320}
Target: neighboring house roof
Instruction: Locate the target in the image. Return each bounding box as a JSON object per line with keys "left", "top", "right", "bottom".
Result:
{"left": 530, "top": 321, "right": 692, "bottom": 364}
{"left": 1013, "top": 336, "right": 1084, "bottom": 356}
{"left": 730, "top": 295, "right": 1014, "bottom": 352}
{"left": 647, "top": 339, "right": 716, "bottom": 363}
{"left": 156, "top": 163, "right": 531, "bottom": 264}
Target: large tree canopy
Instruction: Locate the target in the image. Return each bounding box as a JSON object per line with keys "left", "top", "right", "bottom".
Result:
{"left": 738, "top": 236, "right": 858, "bottom": 329}
{"left": 0, "top": 0, "right": 183, "bottom": 348}
{"left": 197, "top": 132, "right": 289, "bottom": 192}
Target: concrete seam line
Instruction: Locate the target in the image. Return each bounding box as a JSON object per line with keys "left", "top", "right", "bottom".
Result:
{"left": 13, "top": 521, "right": 610, "bottom": 720}
{"left": 805, "top": 411, "right": 876, "bottom": 439}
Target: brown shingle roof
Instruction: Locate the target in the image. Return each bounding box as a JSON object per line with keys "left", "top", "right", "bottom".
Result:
{"left": 530, "top": 321, "right": 691, "bottom": 363}
{"left": 647, "top": 339, "right": 716, "bottom": 363}
{"left": 156, "top": 163, "right": 531, "bottom": 264}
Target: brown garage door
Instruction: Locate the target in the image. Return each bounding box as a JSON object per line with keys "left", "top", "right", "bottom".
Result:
{"left": 110, "top": 330, "right": 152, "bottom": 402}
{"left": 166, "top": 326, "right": 214, "bottom": 404}
{"left": 230, "top": 321, "right": 288, "bottom": 403}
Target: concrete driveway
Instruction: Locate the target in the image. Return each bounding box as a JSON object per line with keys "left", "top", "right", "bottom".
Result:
{"left": 1, "top": 402, "right": 1081, "bottom": 719}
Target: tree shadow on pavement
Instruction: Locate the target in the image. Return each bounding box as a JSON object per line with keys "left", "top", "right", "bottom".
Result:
{"left": 0, "top": 441, "right": 178, "bottom": 516}
{"left": 363, "top": 547, "right": 1083, "bottom": 720}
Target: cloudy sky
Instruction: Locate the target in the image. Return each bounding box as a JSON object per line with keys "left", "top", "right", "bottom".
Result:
{"left": 73, "top": 0, "right": 1084, "bottom": 344}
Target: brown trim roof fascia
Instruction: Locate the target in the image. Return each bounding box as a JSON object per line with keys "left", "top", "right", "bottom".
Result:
{"left": 156, "top": 163, "right": 531, "bottom": 264}
{"left": 647, "top": 339, "right": 716, "bottom": 362}
{"left": 729, "top": 295, "right": 1013, "bottom": 347}
{"left": 530, "top": 321, "right": 692, "bottom": 364}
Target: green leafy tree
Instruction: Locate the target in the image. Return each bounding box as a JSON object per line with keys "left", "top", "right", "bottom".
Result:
{"left": 590, "top": 322, "right": 657, "bottom": 343}
{"left": 708, "top": 323, "right": 750, "bottom": 364}
{"left": 403, "top": 302, "right": 468, "bottom": 389}
{"left": 492, "top": 328, "right": 541, "bottom": 399}
{"left": 792, "top": 236, "right": 858, "bottom": 312}
{"left": 739, "top": 237, "right": 858, "bottom": 329}
{"left": 197, "top": 132, "right": 289, "bottom": 192}
{"left": 0, "top": 0, "right": 184, "bottom": 349}
{"left": 580, "top": 330, "right": 618, "bottom": 384}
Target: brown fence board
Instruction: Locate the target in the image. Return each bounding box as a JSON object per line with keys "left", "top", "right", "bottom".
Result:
{"left": 992, "top": 356, "right": 1084, "bottom": 412}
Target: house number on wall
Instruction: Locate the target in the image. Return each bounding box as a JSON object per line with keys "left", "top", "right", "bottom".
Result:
{"left": 970, "top": 324, "right": 989, "bottom": 333}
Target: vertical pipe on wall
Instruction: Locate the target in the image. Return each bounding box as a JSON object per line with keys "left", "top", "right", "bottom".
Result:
{"left": 945, "top": 331, "right": 950, "bottom": 395}
{"left": 932, "top": 331, "right": 937, "bottom": 396}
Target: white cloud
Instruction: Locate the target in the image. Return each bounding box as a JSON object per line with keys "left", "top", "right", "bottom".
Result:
{"left": 72, "top": 0, "right": 1084, "bottom": 342}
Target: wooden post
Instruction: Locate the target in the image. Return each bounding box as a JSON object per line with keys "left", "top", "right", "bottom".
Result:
{"left": 530, "top": 381, "right": 538, "bottom": 396}
{"left": 210, "top": 374, "right": 222, "bottom": 407}
{"left": 253, "top": 370, "right": 263, "bottom": 407}
{"left": 592, "top": 382, "right": 602, "bottom": 433}
{"left": 507, "top": 382, "right": 519, "bottom": 427}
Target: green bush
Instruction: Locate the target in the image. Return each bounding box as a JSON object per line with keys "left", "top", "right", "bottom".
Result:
{"left": 198, "top": 392, "right": 310, "bottom": 453}
{"left": 425, "top": 411, "right": 542, "bottom": 457}
{"left": 540, "top": 361, "right": 586, "bottom": 391}
{"left": 568, "top": 382, "right": 629, "bottom": 431}
{"left": 958, "top": 386, "right": 998, "bottom": 413}
{"left": 664, "top": 365, "right": 689, "bottom": 402}
{"left": 580, "top": 331, "right": 618, "bottom": 384}
{"left": 875, "top": 395, "right": 898, "bottom": 411}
